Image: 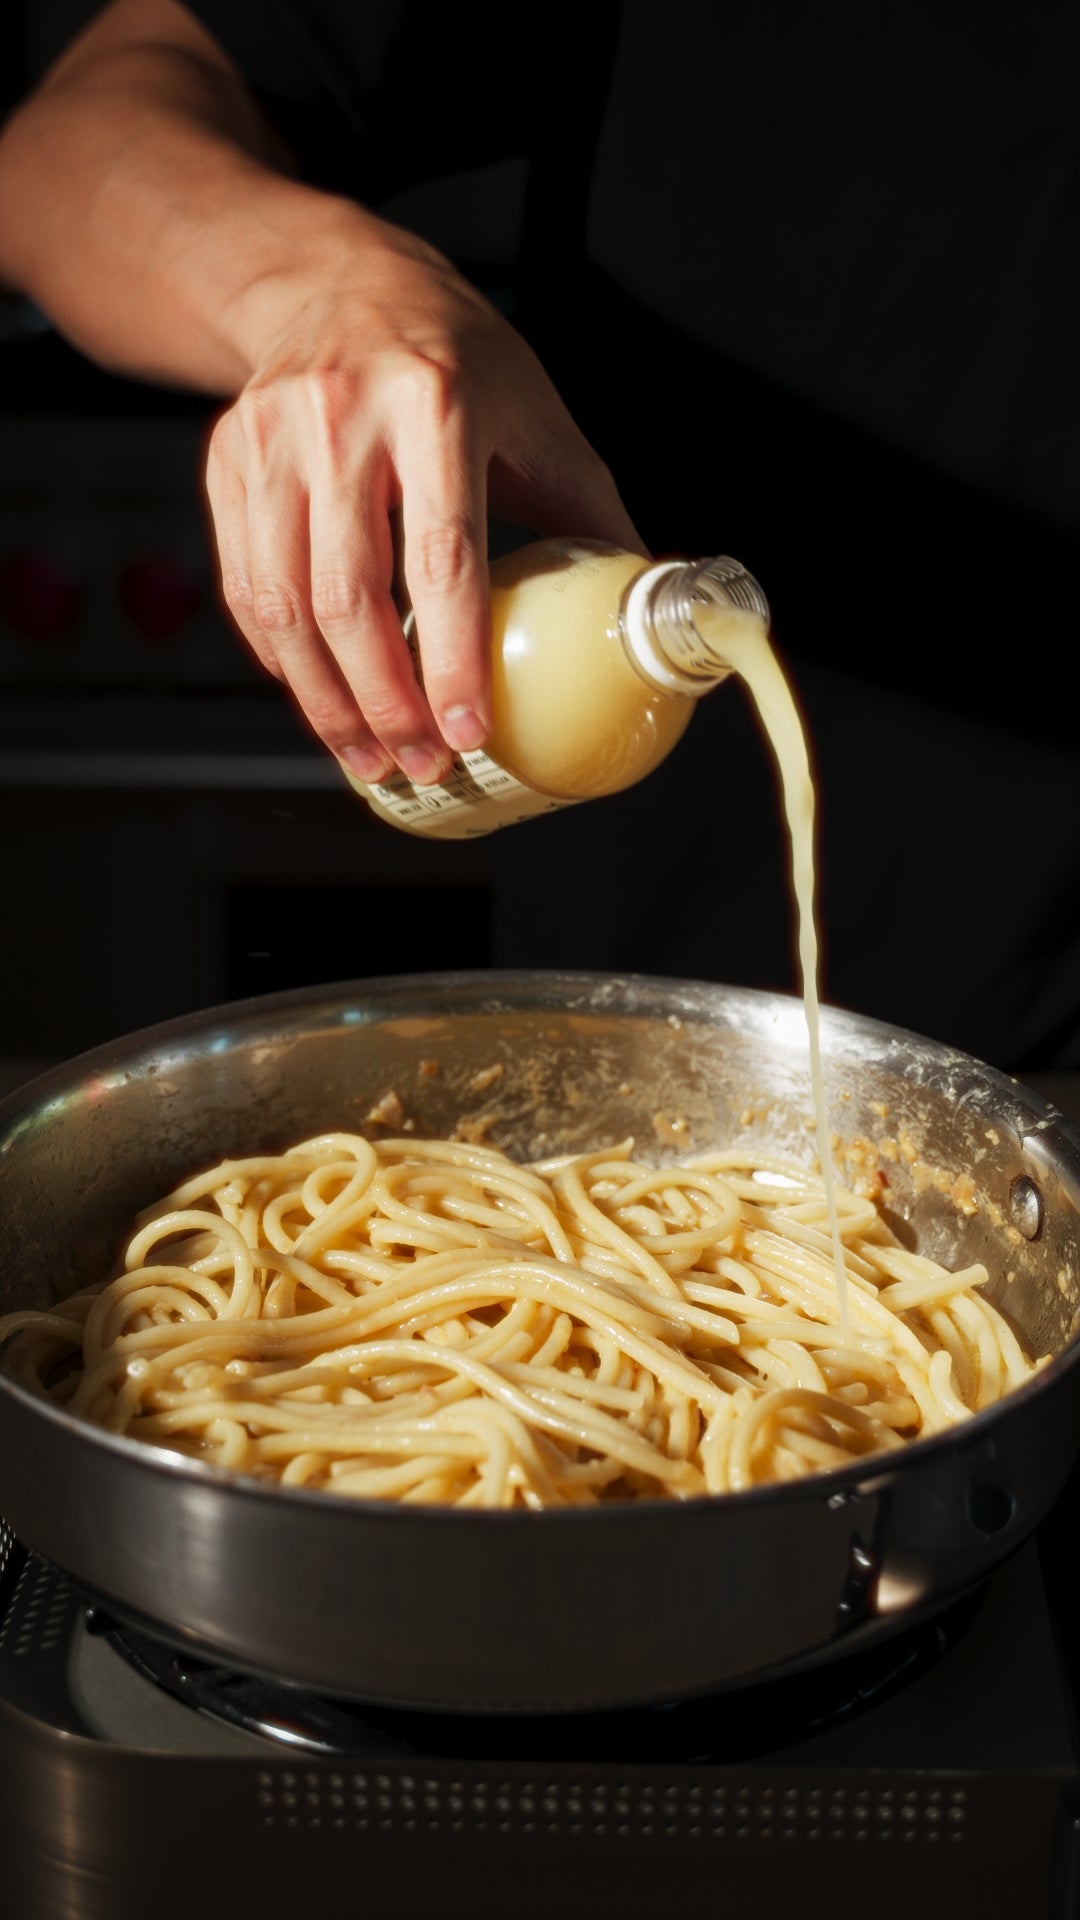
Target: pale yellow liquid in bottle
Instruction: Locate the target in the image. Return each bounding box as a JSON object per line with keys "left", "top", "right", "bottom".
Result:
{"left": 487, "top": 541, "right": 694, "bottom": 796}
{"left": 352, "top": 541, "right": 696, "bottom": 838}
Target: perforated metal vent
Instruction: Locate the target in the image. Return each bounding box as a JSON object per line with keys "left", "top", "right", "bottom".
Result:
{"left": 0, "top": 1549, "right": 76, "bottom": 1657}
{"left": 252, "top": 1767, "right": 968, "bottom": 1844}
{"left": 0, "top": 1517, "right": 13, "bottom": 1583}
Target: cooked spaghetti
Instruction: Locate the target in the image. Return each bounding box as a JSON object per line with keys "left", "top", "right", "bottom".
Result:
{"left": 0, "top": 1132, "right": 1044, "bottom": 1505}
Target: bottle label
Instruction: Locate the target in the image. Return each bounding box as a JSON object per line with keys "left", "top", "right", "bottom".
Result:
{"left": 363, "top": 750, "right": 569, "bottom": 839}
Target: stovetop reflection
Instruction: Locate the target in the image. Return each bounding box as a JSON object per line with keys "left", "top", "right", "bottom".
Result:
{"left": 103, "top": 1588, "right": 979, "bottom": 1765}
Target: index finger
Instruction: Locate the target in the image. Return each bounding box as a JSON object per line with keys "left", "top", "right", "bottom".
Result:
{"left": 393, "top": 365, "right": 492, "bottom": 756}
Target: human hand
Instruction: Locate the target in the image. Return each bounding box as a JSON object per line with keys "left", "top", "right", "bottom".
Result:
{"left": 205, "top": 206, "right": 643, "bottom": 785}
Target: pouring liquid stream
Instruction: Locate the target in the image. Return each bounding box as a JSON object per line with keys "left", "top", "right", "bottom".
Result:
{"left": 697, "top": 603, "right": 849, "bottom": 1334}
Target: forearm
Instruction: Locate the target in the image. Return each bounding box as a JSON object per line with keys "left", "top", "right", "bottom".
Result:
{"left": 0, "top": 38, "right": 377, "bottom": 394}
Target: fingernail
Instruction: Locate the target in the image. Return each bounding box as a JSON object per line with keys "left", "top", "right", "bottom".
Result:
{"left": 441, "top": 705, "right": 488, "bottom": 753}
{"left": 342, "top": 745, "right": 393, "bottom": 783}
{"left": 398, "top": 746, "right": 447, "bottom": 787}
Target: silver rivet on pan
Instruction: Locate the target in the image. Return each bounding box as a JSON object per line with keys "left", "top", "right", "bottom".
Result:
{"left": 1010, "top": 1175, "right": 1043, "bottom": 1240}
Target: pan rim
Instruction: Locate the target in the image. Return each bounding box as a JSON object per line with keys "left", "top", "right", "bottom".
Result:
{"left": 4, "top": 966, "right": 1079, "bottom": 1526}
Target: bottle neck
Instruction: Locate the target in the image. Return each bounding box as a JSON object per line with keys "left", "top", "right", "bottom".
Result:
{"left": 620, "top": 556, "right": 771, "bottom": 695}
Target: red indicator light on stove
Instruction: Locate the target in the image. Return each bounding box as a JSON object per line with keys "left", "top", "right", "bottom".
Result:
{"left": 0, "top": 552, "right": 83, "bottom": 640}
{"left": 119, "top": 557, "right": 202, "bottom": 640}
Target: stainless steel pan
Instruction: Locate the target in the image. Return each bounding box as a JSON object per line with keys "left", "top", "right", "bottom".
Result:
{"left": 2, "top": 972, "right": 1079, "bottom": 1711}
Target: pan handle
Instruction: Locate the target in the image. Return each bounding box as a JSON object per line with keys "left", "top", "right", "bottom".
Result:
{"left": 835, "top": 1529, "right": 880, "bottom": 1631}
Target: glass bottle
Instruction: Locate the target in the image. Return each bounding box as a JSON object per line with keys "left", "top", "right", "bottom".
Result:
{"left": 345, "top": 538, "right": 770, "bottom": 839}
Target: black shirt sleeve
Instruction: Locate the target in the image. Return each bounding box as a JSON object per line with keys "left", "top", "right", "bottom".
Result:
{"left": 179, "top": 0, "right": 557, "bottom": 201}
